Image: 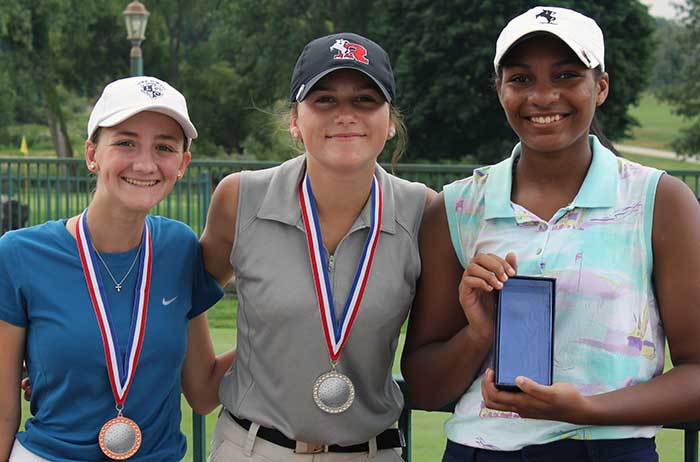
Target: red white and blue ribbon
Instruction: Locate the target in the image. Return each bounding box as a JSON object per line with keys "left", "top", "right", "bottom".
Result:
{"left": 299, "top": 174, "right": 382, "bottom": 361}
{"left": 75, "top": 210, "right": 152, "bottom": 406}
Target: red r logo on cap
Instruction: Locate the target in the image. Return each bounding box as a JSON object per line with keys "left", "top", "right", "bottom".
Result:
{"left": 330, "top": 39, "right": 369, "bottom": 64}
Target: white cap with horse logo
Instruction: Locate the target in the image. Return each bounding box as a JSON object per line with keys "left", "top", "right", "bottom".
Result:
{"left": 494, "top": 6, "right": 605, "bottom": 72}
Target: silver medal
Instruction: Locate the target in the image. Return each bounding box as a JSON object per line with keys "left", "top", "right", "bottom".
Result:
{"left": 313, "top": 370, "right": 355, "bottom": 414}
{"left": 300, "top": 175, "right": 380, "bottom": 416}
{"left": 98, "top": 415, "right": 142, "bottom": 460}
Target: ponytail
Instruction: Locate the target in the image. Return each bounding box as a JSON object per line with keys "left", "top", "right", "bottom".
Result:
{"left": 590, "top": 67, "right": 619, "bottom": 156}
{"left": 590, "top": 115, "right": 620, "bottom": 156}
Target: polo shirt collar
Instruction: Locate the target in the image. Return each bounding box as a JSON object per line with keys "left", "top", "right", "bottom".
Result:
{"left": 483, "top": 135, "right": 618, "bottom": 220}
{"left": 257, "top": 155, "right": 396, "bottom": 234}
{"left": 571, "top": 135, "right": 618, "bottom": 208}
{"left": 483, "top": 151, "right": 516, "bottom": 220}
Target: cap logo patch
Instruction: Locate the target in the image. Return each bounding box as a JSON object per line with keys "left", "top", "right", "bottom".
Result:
{"left": 581, "top": 49, "right": 592, "bottom": 66}
{"left": 535, "top": 9, "right": 557, "bottom": 24}
{"left": 330, "top": 39, "right": 369, "bottom": 64}
{"left": 138, "top": 79, "right": 165, "bottom": 99}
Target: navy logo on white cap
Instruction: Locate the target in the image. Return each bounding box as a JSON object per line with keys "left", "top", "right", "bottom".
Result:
{"left": 138, "top": 79, "right": 165, "bottom": 99}
{"left": 535, "top": 9, "right": 557, "bottom": 24}
{"left": 581, "top": 49, "right": 593, "bottom": 66}
{"left": 330, "top": 39, "right": 369, "bottom": 64}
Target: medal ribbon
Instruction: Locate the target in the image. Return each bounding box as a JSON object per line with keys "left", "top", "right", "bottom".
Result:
{"left": 75, "top": 210, "right": 151, "bottom": 406}
{"left": 299, "top": 173, "right": 382, "bottom": 361}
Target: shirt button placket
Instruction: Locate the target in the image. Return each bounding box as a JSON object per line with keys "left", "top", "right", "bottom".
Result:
{"left": 536, "top": 222, "right": 549, "bottom": 274}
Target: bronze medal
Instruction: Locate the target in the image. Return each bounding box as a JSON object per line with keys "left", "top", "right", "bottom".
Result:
{"left": 76, "top": 211, "right": 152, "bottom": 459}
{"left": 98, "top": 415, "right": 142, "bottom": 459}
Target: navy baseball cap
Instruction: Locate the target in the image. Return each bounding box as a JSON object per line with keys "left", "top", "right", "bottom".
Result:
{"left": 290, "top": 32, "right": 396, "bottom": 103}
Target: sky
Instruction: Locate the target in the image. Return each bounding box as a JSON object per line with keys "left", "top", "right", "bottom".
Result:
{"left": 640, "top": 0, "right": 684, "bottom": 19}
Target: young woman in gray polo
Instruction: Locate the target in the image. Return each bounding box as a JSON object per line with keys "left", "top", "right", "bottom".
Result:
{"left": 200, "top": 33, "right": 435, "bottom": 461}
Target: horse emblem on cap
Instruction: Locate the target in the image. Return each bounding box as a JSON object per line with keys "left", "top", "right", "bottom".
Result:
{"left": 535, "top": 9, "right": 557, "bottom": 24}
{"left": 330, "top": 39, "right": 369, "bottom": 64}
{"left": 138, "top": 79, "right": 165, "bottom": 99}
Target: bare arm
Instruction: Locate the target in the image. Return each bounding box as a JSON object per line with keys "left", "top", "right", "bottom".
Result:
{"left": 0, "top": 320, "right": 25, "bottom": 458}
{"left": 401, "top": 193, "right": 511, "bottom": 409}
{"left": 482, "top": 174, "right": 700, "bottom": 425}
{"left": 200, "top": 173, "right": 240, "bottom": 287}
{"left": 184, "top": 173, "right": 241, "bottom": 413}
{"left": 584, "top": 174, "right": 700, "bottom": 424}
{"left": 181, "top": 313, "right": 236, "bottom": 415}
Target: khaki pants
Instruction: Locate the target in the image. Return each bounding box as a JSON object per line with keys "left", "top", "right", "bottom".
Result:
{"left": 209, "top": 411, "right": 403, "bottom": 462}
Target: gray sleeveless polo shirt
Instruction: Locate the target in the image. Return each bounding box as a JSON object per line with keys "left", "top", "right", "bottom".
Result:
{"left": 219, "top": 155, "right": 427, "bottom": 445}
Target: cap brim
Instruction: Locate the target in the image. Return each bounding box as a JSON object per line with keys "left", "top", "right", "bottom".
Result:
{"left": 495, "top": 30, "right": 601, "bottom": 72}
{"left": 296, "top": 66, "right": 392, "bottom": 103}
{"left": 97, "top": 105, "right": 198, "bottom": 141}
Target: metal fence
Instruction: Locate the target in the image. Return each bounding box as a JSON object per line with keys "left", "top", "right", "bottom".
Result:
{"left": 1, "top": 157, "right": 699, "bottom": 238}
{"left": 0, "top": 157, "right": 485, "bottom": 235}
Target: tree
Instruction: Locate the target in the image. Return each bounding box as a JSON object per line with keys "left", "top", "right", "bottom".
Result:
{"left": 0, "top": 70, "right": 17, "bottom": 145}
{"left": 144, "top": 0, "right": 226, "bottom": 86}
{"left": 648, "top": 18, "right": 686, "bottom": 93}
{"left": 0, "top": 0, "right": 127, "bottom": 157}
{"left": 173, "top": 0, "right": 382, "bottom": 157}
{"left": 0, "top": 0, "right": 655, "bottom": 163}
{"left": 658, "top": 0, "right": 700, "bottom": 157}
{"left": 372, "top": 0, "right": 655, "bottom": 163}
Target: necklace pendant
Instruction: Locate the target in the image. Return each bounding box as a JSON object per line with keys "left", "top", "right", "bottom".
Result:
{"left": 115, "top": 284, "right": 122, "bottom": 292}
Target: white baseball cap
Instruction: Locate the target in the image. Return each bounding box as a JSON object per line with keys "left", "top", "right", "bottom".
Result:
{"left": 87, "top": 76, "right": 198, "bottom": 144}
{"left": 494, "top": 6, "right": 605, "bottom": 73}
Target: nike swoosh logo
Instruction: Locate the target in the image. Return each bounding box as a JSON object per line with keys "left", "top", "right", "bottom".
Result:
{"left": 162, "top": 296, "right": 178, "bottom": 306}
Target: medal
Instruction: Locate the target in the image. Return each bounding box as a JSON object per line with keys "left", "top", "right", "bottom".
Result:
{"left": 313, "top": 363, "right": 356, "bottom": 414}
{"left": 98, "top": 414, "right": 142, "bottom": 459}
{"left": 76, "top": 210, "right": 151, "bottom": 457}
{"left": 299, "top": 173, "right": 382, "bottom": 414}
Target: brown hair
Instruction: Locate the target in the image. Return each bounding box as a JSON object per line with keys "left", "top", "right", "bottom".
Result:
{"left": 388, "top": 106, "right": 408, "bottom": 170}
{"left": 589, "top": 68, "right": 618, "bottom": 156}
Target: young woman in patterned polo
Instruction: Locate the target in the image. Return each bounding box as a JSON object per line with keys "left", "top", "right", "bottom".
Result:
{"left": 402, "top": 6, "right": 700, "bottom": 462}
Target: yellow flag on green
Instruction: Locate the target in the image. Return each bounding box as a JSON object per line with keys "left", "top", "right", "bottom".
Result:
{"left": 19, "top": 136, "right": 28, "bottom": 155}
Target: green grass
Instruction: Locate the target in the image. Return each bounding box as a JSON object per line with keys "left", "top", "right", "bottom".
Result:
{"left": 617, "top": 153, "right": 700, "bottom": 197}
{"left": 181, "top": 327, "right": 236, "bottom": 461}
{"left": 205, "top": 295, "right": 237, "bottom": 328}
{"left": 0, "top": 147, "right": 57, "bottom": 157}
{"left": 623, "top": 153, "right": 700, "bottom": 171}
{"left": 624, "top": 93, "right": 690, "bottom": 151}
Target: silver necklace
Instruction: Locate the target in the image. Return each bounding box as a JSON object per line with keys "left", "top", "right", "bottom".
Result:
{"left": 94, "top": 246, "right": 142, "bottom": 292}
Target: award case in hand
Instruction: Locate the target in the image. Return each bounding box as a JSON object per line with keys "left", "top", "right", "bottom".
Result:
{"left": 494, "top": 275, "right": 555, "bottom": 391}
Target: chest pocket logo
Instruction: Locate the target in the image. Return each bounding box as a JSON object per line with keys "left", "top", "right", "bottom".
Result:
{"left": 162, "top": 296, "right": 178, "bottom": 306}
